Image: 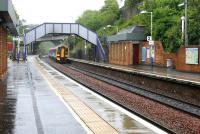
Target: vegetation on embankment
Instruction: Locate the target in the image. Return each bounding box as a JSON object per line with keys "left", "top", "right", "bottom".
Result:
{"left": 76, "top": 0, "right": 200, "bottom": 52}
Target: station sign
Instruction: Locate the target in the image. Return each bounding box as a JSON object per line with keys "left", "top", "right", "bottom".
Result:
{"left": 147, "top": 36, "right": 152, "bottom": 41}
{"left": 149, "top": 40, "right": 154, "bottom": 46}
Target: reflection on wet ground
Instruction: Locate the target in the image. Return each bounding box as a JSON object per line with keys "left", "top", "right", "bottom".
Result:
{"left": 0, "top": 59, "right": 87, "bottom": 134}
{"left": 41, "top": 61, "right": 156, "bottom": 134}
{"left": 69, "top": 86, "right": 155, "bottom": 134}
{"left": 0, "top": 76, "right": 16, "bottom": 134}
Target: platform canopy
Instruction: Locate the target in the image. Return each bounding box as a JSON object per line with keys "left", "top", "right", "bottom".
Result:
{"left": 0, "top": 0, "right": 19, "bottom": 35}
{"left": 24, "top": 23, "right": 106, "bottom": 60}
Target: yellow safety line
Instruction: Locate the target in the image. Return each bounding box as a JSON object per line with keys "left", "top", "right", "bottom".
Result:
{"left": 34, "top": 58, "right": 119, "bottom": 134}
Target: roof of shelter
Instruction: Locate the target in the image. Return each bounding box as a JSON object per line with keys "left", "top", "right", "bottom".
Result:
{"left": 0, "top": 0, "right": 19, "bottom": 35}
{"left": 108, "top": 25, "right": 146, "bottom": 42}
{"left": 117, "top": 25, "right": 145, "bottom": 34}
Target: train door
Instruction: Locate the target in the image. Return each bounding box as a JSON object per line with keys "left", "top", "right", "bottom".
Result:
{"left": 133, "top": 44, "right": 139, "bottom": 65}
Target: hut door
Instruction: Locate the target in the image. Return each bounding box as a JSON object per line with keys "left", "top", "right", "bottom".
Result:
{"left": 133, "top": 44, "right": 139, "bottom": 65}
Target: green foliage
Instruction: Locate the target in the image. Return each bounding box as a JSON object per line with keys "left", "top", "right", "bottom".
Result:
{"left": 77, "top": 10, "right": 101, "bottom": 31}
{"left": 124, "top": 0, "right": 143, "bottom": 9}
{"left": 138, "top": 0, "right": 200, "bottom": 52}
{"left": 188, "top": 0, "right": 200, "bottom": 45}
{"left": 77, "top": 0, "right": 119, "bottom": 31}
{"left": 100, "top": 0, "right": 120, "bottom": 26}
{"left": 76, "top": 0, "right": 200, "bottom": 53}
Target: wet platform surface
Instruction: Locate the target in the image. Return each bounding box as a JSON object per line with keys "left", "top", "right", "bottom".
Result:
{"left": 0, "top": 56, "right": 166, "bottom": 134}
{"left": 0, "top": 58, "right": 86, "bottom": 134}
{"left": 131, "top": 65, "right": 200, "bottom": 83}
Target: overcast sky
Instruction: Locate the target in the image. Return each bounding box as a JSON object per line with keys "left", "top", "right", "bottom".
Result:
{"left": 12, "top": 0, "right": 125, "bottom": 24}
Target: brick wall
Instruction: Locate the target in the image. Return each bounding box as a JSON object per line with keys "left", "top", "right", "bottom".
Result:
{"left": 0, "top": 26, "right": 7, "bottom": 80}
{"left": 141, "top": 41, "right": 165, "bottom": 66}
{"left": 163, "top": 53, "right": 177, "bottom": 68}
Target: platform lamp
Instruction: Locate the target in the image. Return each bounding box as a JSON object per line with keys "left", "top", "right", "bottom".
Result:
{"left": 106, "top": 25, "right": 119, "bottom": 33}
{"left": 140, "top": 10, "right": 154, "bottom": 66}
{"left": 178, "top": 0, "right": 188, "bottom": 46}
{"left": 140, "top": 10, "right": 153, "bottom": 40}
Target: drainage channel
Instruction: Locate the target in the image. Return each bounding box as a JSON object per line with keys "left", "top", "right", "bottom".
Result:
{"left": 39, "top": 59, "right": 167, "bottom": 134}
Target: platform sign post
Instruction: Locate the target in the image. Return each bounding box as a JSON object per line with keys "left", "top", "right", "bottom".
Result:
{"left": 148, "top": 40, "right": 155, "bottom": 66}
{"left": 149, "top": 40, "right": 154, "bottom": 46}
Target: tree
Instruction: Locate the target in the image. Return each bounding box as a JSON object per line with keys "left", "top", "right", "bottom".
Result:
{"left": 137, "top": 0, "right": 200, "bottom": 52}
{"left": 187, "top": 0, "right": 200, "bottom": 45}
{"left": 99, "top": 0, "right": 120, "bottom": 26}
{"left": 124, "top": 0, "right": 143, "bottom": 9}
{"left": 138, "top": 0, "right": 183, "bottom": 52}
{"left": 77, "top": 0, "right": 120, "bottom": 31}
{"left": 76, "top": 10, "right": 101, "bottom": 31}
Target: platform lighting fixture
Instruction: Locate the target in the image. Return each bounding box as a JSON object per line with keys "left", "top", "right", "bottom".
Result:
{"left": 178, "top": 0, "right": 188, "bottom": 46}
{"left": 140, "top": 10, "right": 153, "bottom": 40}
{"left": 106, "top": 25, "right": 119, "bottom": 33}
{"left": 140, "top": 10, "right": 154, "bottom": 66}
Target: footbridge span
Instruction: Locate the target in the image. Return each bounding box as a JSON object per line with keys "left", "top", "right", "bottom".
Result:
{"left": 24, "top": 23, "right": 106, "bottom": 60}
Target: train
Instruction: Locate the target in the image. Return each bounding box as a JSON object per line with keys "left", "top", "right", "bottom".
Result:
{"left": 49, "top": 44, "right": 69, "bottom": 63}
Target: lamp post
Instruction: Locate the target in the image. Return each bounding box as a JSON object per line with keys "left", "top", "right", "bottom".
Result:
{"left": 140, "top": 10, "right": 154, "bottom": 67}
{"left": 140, "top": 10, "right": 153, "bottom": 40}
{"left": 106, "top": 25, "right": 119, "bottom": 33}
{"left": 178, "top": 0, "right": 188, "bottom": 46}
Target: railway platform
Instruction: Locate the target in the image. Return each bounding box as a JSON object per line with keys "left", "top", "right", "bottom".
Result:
{"left": 0, "top": 56, "right": 166, "bottom": 134}
{"left": 69, "top": 58, "right": 200, "bottom": 86}
{"left": 0, "top": 57, "right": 87, "bottom": 134}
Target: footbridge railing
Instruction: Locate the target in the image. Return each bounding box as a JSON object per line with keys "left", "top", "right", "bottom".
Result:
{"left": 24, "top": 23, "right": 106, "bottom": 61}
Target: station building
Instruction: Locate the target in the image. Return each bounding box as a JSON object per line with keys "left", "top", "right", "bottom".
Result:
{"left": 108, "top": 26, "right": 200, "bottom": 73}
{"left": 108, "top": 26, "right": 146, "bottom": 66}
{"left": 0, "top": 0, "right": 19, "bottom": 80}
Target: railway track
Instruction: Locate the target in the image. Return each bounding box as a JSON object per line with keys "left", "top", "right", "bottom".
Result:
{"left": 43, "top": 58, "right": 200, "bottom": 134}
{"left": 66, "top": 64, "right": 200, "bottom": 118}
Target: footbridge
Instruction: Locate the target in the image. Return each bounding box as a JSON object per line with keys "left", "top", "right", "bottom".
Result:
{"left": 24, "top": 23, "right": 106, "bottom": 60}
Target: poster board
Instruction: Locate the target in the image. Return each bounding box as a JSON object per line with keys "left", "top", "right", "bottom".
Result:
{"left": 142, "top": 47, "right": 147, "bottom": 61}
{"left": 186, "top": 48, "right": 199, "bottom": 64}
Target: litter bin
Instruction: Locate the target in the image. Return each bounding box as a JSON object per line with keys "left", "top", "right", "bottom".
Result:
{"left": 166, "top": 59, "right": 172, "bottom": 68}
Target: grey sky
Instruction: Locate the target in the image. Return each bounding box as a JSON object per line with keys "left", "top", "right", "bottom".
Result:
{"left": 12, "top": 0, "right": 125, "bottom": 24}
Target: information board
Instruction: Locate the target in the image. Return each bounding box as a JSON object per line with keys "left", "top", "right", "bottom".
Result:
{"left": 186, "top": 48, "right": 199, "bottom": 64}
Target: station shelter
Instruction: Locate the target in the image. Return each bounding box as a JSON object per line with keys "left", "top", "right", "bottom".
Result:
{"left": 107, "top": 26, "right": 146, "bottom": 66}
{"left": 0, "top": 0, "right": 19, "bottom": 80}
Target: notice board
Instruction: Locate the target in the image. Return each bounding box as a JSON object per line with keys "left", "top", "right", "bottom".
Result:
{"left": 186, "top": 48, "right": 199, "bottom": 64}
